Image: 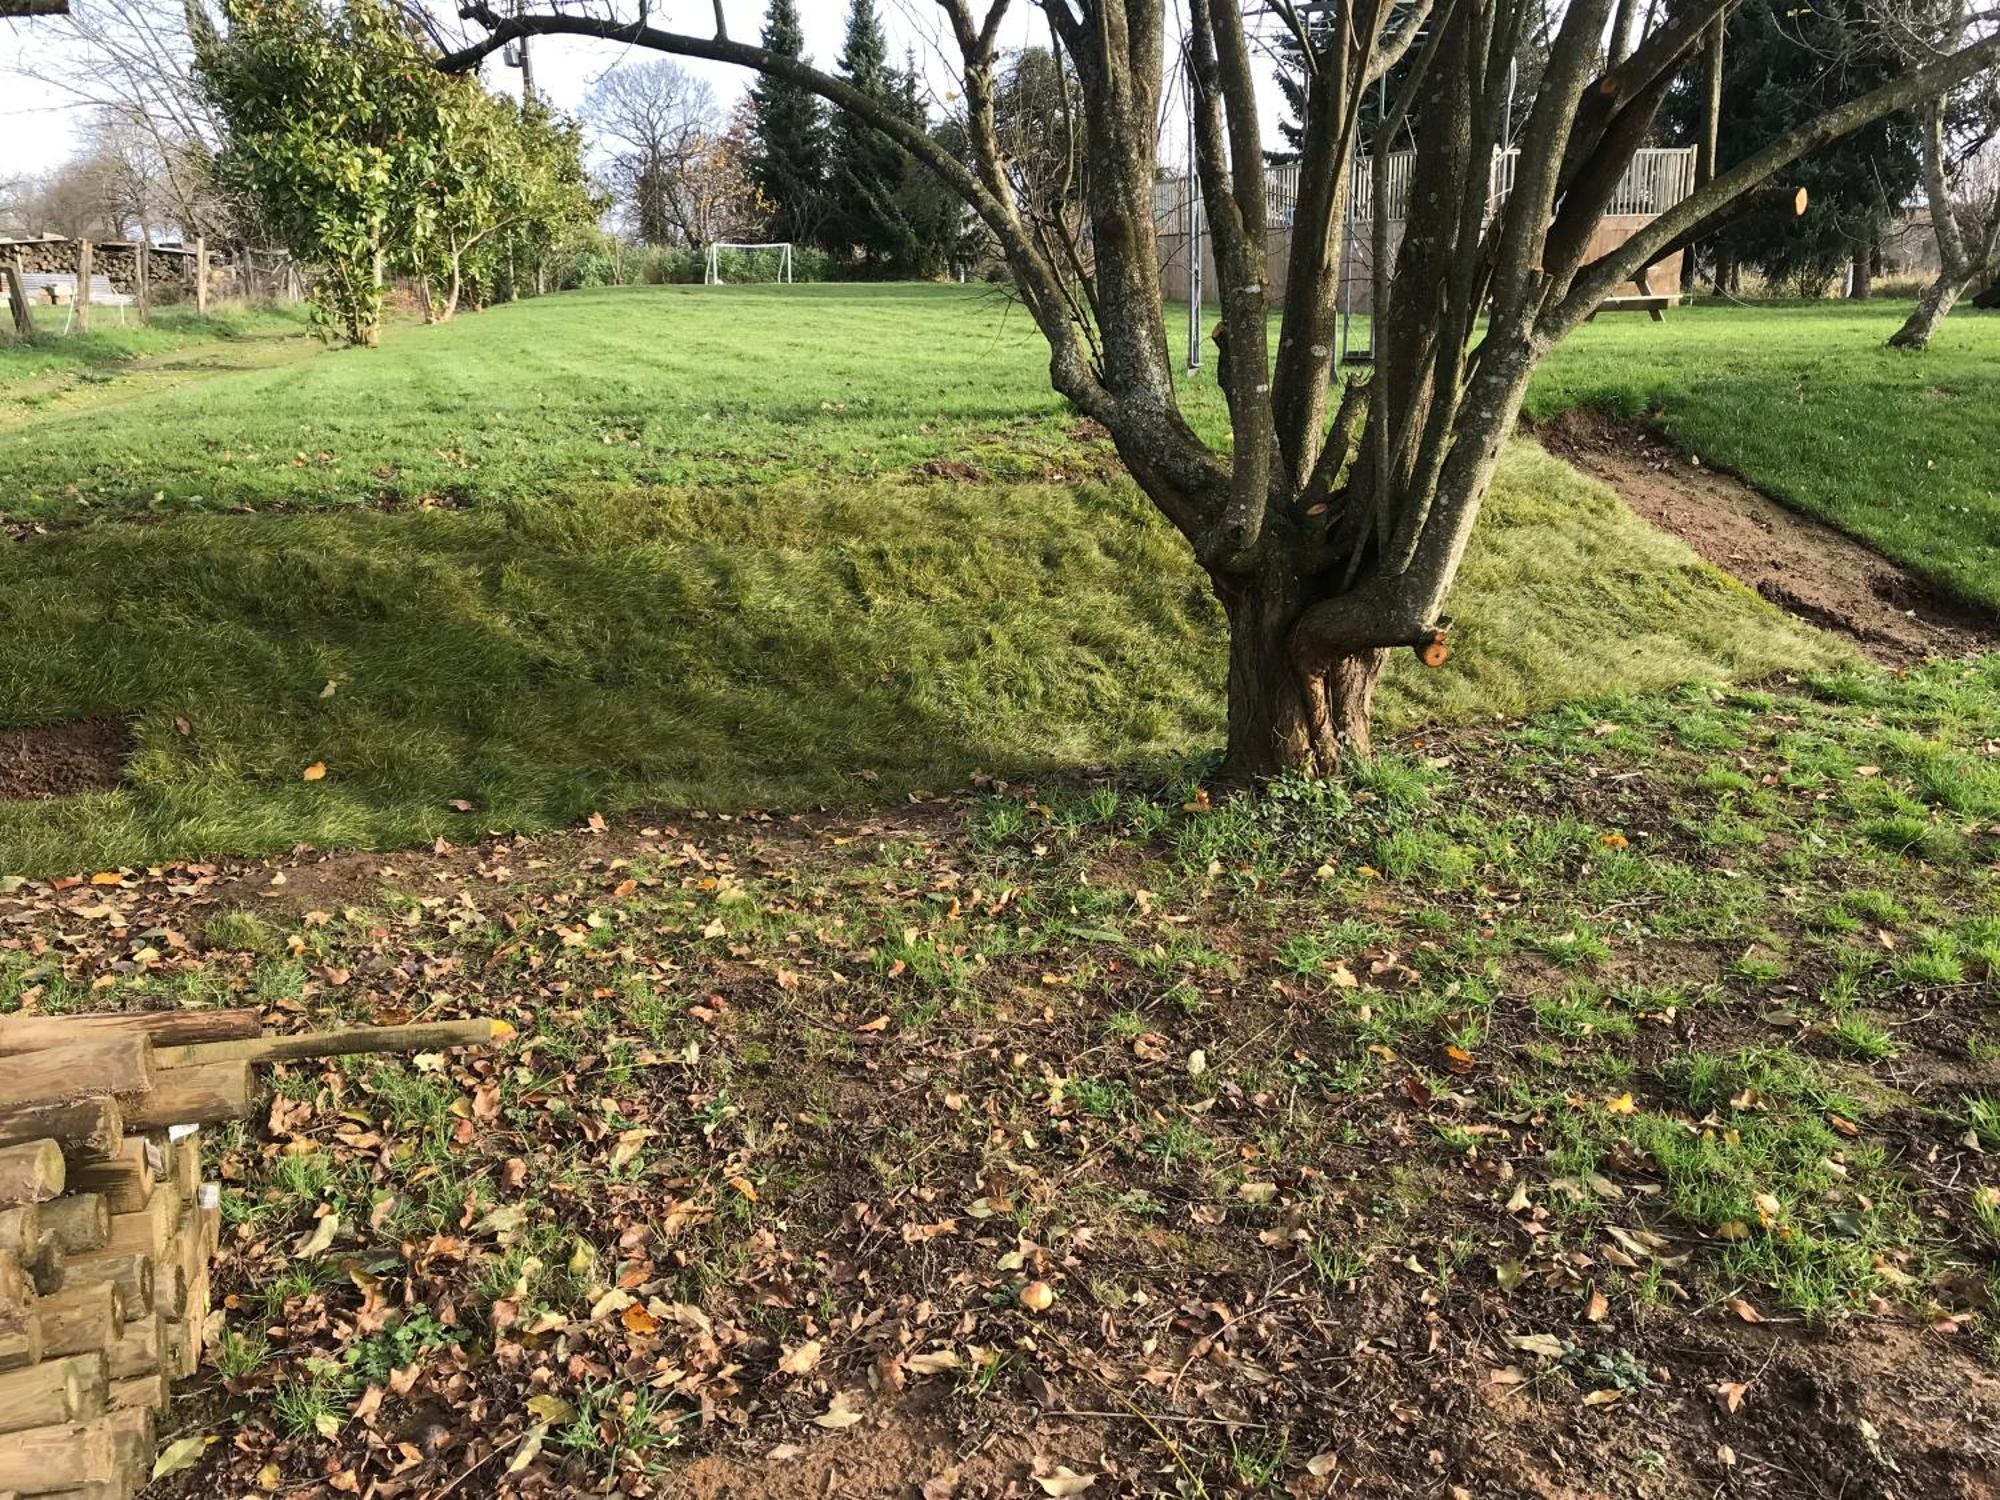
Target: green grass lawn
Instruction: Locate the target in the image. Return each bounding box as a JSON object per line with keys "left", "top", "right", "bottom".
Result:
{"left": 0, "top": 302, "right": 322, "bottom": 425}
{"left": 1527, "top": 299, "right": 2000, "bottom": 611}
{"left": 0, "top": 284, "right": 1848, "bottom": 873}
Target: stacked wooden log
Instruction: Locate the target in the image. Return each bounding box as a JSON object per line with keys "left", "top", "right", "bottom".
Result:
{"left": 0, "top": 1010, "right": 504, "bottom": 1499}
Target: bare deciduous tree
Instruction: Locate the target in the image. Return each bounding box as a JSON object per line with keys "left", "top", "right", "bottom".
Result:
{"left": 584, "top": 59, "right": 763, "bottom": 245}
{"left": 12, "top": 0, "right": 235, "bottom": 240}
{"left": 442, "top": 0, "right": 2000, "bottom": 777}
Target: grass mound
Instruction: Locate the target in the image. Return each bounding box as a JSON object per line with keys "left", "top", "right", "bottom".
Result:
{"left": 0, "top": 286, "right": 1845, "bottom": 873}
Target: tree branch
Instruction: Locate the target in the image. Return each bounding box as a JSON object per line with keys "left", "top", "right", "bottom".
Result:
{"left": 1547, "top": 23, "right": 2000, "bottom": 332}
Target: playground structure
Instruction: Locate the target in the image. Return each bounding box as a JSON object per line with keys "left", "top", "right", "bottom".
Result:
{"left": 1157, "top": 145, "right": 1698, "bottom": 357}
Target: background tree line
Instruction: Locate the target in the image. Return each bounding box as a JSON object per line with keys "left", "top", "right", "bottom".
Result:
{"left": 585, "top": 0, "right": 1067, "bottom": 280}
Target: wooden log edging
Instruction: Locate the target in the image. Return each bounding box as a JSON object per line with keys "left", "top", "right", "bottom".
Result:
{"left": 0, "top": 1008, "right": 505, "bottom": 1493}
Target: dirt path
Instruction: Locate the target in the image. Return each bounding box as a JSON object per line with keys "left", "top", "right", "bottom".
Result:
{"left": 1536, "top": 408, "right": 2000, "bottom": 666}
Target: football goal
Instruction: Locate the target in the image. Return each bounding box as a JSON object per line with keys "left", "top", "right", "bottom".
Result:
{"left": 703, "top": 242, "right": 794, "bottom": 285}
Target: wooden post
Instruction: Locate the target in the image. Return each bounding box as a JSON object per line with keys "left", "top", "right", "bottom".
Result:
{"left": 0, "top": 1095, "right": 124, "bottom": 1158}
{"left": 5, "top": 258, "right": 31, "bottom": 339}
{"left": 74, "top": 239, "right": 92, "bottom": 333}
{"left": 194, "top": 235, "right": 209, "bottom": 315}
{"left": 134, "top": 240, "right": 150, "bottom": 322}
{"left": 121, "top": 1060, "right": 252, "bottom": 1129}
{"left": 0, "top": 1040, "right": 153, "bottom": 1114}
{"left": 0, "top": 1009, "right": 260, "bottom": 1054}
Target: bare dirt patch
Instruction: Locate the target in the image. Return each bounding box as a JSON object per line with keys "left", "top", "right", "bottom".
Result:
{"left": 0, "top": 718, "right": 130, "bottom": 800}
{"left": 1536, "top": 408, "right": 2000, "bottom": 666}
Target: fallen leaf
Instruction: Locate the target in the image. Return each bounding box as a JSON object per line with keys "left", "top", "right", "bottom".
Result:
{"left": 1306, "top": 1452, "right": 1339, "bottom": 1477}
{"left": 1605, "top": 1092, "right": 1638, "bottom": 1115}
{"left": 1715, "top": 1380, "right": 1749, "bottom": 1414}
{"left": 905, "top": 1348, "right": 962, "bottom": 1375}
{"left": 589, "top": 1288, "right": 634, "bottom": 1321}
{"left": 1726, "top": 1296, "right": 1765, "bottom": 1323}
{"left": 1581, "top": 1388, "right": 1623, "bottom": 1406}
{"left": 506, "top": 1427, "right": 545, "bottom": 1475}
{"left": 1505, "top": 1332, "right": 1566, "bottom": 1360}
{"left": 813, "top": 1392, "right": 866, "bottom": 1430}
{"left": 621, "top": 1303, "right": 662, "bottom": 1334}
{"left": 778, "top": 1338, "right": 824, "bottom": 1375}
{"left": 525, "top": 1394, "right": 574, "bottom": 1424}
{"left": 152, "top": 1435, "right": 216, "bottom": 1480}
{"left": 301, "top": 761, "right": 327, "bottom": 782}
{"left": 1584, "top": 1285, "right": 1609, "bottom": 1323}
{"left": 1035, "top": 1468, "right": 1099, "bottom": 1496}
{"left": 295, "top": 1213, "right": 340, "bottom": 1259}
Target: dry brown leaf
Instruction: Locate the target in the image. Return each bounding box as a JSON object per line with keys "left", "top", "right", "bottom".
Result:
{"left": 1035, "top": 1468, "right": 1099, "bottom": 1497}
{"left": 778, "top": 1339, "right": 824, "bottom": 1375}
{"left": 812, "top": 1392, "right": 866, "bottom": 1430}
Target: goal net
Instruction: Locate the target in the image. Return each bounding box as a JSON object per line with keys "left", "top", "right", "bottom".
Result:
{"left": 703, "top": 242, "right": 794, "bottom": 285}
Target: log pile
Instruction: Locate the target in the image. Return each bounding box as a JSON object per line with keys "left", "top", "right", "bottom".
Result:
{"left": 0, "top": 1009, "right": 504, "bottom": 1498}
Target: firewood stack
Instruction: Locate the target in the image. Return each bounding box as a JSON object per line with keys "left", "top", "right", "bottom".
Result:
{"left": 0, "top": 1009, "right": 505, "bottom": 1498}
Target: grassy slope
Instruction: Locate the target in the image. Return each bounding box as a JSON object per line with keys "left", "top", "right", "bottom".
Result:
{"left": 0, "top": 303, "right": 321, "bottom": 424}
{"left": 0, "top": 286, "right": 1842, "bottom": 873}
{"left": 1527, "top": 299, "right": 2000, "bottom": 611}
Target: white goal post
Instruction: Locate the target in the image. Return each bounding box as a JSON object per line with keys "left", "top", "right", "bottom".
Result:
{"left": 703, "top": 242, "right": 794, "bottom": 285}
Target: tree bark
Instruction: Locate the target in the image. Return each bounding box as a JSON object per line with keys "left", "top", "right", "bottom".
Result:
{"left": 1218, "top": 570, "right": 1315, "bottom": 783}
{"left": 1888, "top": 97, "right": 1975, "bottom": 351}
{"left": 1888, "top": 273, "right": 1962, "bottom": 349}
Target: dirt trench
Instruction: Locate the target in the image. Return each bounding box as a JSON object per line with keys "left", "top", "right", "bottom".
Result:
{"left": 1536, "top": 407, "right": 2000, "bottom": 667}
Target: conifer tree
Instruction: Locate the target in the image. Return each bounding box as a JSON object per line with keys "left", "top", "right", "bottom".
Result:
{"left": 746, "top": 0, "right": 825, "bottom": 245}
{"left": 826, "top": 0, "right": 910, "bottom": 268}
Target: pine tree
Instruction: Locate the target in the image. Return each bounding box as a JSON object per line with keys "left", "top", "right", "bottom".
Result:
{"left": 826, "top": 0, "right": 912, "bottom": 269}
{"left": 747, "top": 0, "right": 826, "bottom": 245}
{"left": 1663, "top": 0, "right": 1922, "bottom": 293}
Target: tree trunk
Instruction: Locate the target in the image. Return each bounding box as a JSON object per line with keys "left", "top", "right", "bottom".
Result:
{"left": 1889, "top": 97, "right": 1970, "bottom": 352}
{"left": 1849, "top": 219, "right": 1874, "bottom": 299}
{"left": 1320, "top": 650, "right": 1387, "bottom": 763}
{"left": 1218, "top": 573, "right": 1315, "bottom": 784}
{"left": 1888, "top": 273, "right": 1962, "bottom": 350}
{"left": 1217, "top": 569, "right": 1390, "bottom": 782}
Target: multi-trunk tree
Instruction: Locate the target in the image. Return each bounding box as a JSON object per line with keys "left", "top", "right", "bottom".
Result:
{"left": 445, "top": 0, "right": 2000, "bottom": 777}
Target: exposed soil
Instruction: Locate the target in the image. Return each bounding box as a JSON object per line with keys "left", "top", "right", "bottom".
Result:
{"left": 1535, "top": 408, "right": 2000, "bottom": 666}
{"left": 0, "top": 718, "right": 130, "bottom": 800}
